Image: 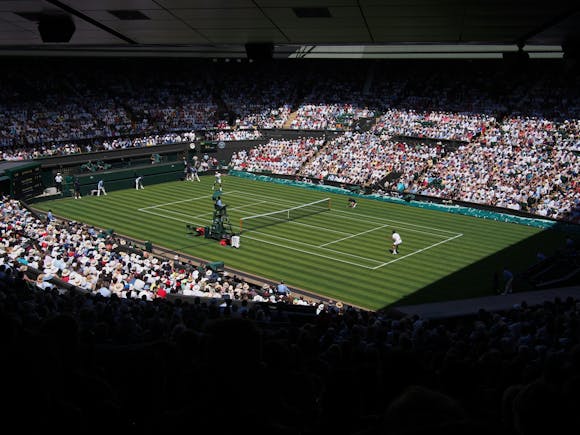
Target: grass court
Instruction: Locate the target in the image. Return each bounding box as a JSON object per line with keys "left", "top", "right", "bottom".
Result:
{"left": 32, "top": 174, "right": 569, "bottom": 310}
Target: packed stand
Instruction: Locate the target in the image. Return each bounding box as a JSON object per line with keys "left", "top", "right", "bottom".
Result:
{"left": 373, "top": 109, "right": 494, "bottom": 142}
{"left": 124, "top": 80, "right": 217, "bottom": 132}
{"left": 290, "top": 103, "right": 376, "bottom": 131}
{"left": 0, "top": 59, "right": 216, "bottom": 153}
{"left": 394, "top": 117, "right": 580, "bottom": 222}
{"left": 100, "top": 131, "right": 197, "bottom": 150}
{"left": 387, "top": 63, "right": 512, "bottom": 115}
{"left": 204, "top": 129, "right": 263, "bottom": 141}
{"left": 0, "top": 131, "right": 197, "bottom": 161}
{"left": 0, "top": 195, "right": 311, "bottom": 305}
{"left": 298, "top": 132, "right": 435, "bottom": 186}
{"left": 216, "top": 62, "right": 297, "bottom": 129}
{"left": 2, "top": 59, "right": 580, "bottom": 222}
{"left": 229, "top": 137, "right": 324, "bottom": 175}
{"left": 2, "top": 215, "right": 580, "bottom": 434}
{"left": 500, "top": 67, "right": 580, "bottom": 120}
{"left": 1, "top": 61, "right": 133, "bottom": 147}
{"left": 290, "top": 62, "right": 376, "bottom": 130}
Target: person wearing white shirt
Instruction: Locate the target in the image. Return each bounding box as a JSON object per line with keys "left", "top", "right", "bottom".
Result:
{"left": 54, "top": 172, "right": 63, "bottom": 193}
{"left": 391, "top": 230, "right": 402, "bottom": 255}
{"left": 213, "top": 171, "right": 222, "bottom": 190}
{"left": 96, "top": 285, "right": 112, "bottom": 298}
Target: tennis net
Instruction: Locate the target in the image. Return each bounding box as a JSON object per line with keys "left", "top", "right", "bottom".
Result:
{"left": 240, "top": 198, "right": 331, "bottom": 233}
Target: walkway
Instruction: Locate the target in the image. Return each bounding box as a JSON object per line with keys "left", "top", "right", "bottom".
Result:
{"left": 392, "top": 286, "right": 580, "bottom": 319}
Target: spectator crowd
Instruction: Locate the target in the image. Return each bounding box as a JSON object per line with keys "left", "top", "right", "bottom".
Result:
{"left": 1, "top": 188, "right": 579, "bottom": 433}
{"left": 1, "top": 58, "right": 580, "bottom": 433}
{"left": 1, "top": 59, "right": 579, "bottom": 222}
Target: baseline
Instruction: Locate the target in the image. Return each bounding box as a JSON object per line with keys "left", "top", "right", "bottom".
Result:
{"left": 371, "top": 233, "right": 464, "bottom": 270}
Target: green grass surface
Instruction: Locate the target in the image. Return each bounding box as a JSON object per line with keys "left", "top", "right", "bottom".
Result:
{"left": 31, "top": 175, "right": 570, "bottom": 310}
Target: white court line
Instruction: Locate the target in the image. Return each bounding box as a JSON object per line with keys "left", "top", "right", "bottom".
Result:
{"left": 138, "top": 188, "right": 462, "bottom": 269}
{"left": 244, "top": 217, "right": 352, "bottom": 236}
{"left": 319, "top": 224, "right": 390, "bottom": 247}
{"left": 234, "top": 190, "right": 302, "bottom": 208}
{"left": 187, "top": 201, "right": 268, "bottom": 220}
{"left": 329, "top": 211, "right": 461, "bottom": 237}
{"left": 270, "top": 219, "right": 351, "bottom": 236}
{"left": 139, "top": 205, "right": 463, "bottom": 270}
{"left": 139, "top": 190, "right": 240, "bottom": 210}
{"left": 234, "top": 190, "right": 461, "bottom": 237}
{"left": 143, "top": 208, "right": 211, "bottom": 220}
{"left": 138, "top": 201, "right": 268, "bottom": 219}
{"left": 140, "top": 208, "right": 207, "bottom": 225}
{"left": 139, "top": 191, "right": 262, "bottom": 222}
{"left": 371, "top": 233, "right": 464, "bottom": 270}
{"left": 142, "top": 199, "right": 378, "bottom": 267}
{"left": 331, "top": 209, "right": 462, "bottom": 236}
{"left": 250, "top": 231, "right": 384, "bottom": 263}
{"left": 243, "top": 234, "right": 378, "bottom": 269}
{"left": 242, "top": 199, "right": 455, "bottom": 240}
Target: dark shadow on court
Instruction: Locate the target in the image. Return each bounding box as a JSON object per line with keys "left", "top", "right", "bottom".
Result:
{"left": 386, "top": 222, "right": 580, "bottom": 309}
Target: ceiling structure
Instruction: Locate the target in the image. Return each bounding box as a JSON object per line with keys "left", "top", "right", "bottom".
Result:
{"left": 0, "top": 0, "right": 579, "bottom": 58}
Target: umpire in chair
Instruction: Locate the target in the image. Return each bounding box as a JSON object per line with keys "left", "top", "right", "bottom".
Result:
{"left": 214, "top": 196, "right": 225, "bottom": 211}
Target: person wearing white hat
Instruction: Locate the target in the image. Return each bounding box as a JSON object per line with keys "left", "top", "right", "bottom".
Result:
{"left": 43, "top": 264, "right": 59, "bottom": 279}
{"left": 69, "top": 273, "right": 84, "bottom": 288}
{"left": 111, "top": 278, "right": 125, "bottom": 296}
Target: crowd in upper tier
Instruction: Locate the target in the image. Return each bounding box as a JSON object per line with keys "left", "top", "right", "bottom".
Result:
{"left": 1, "top": 59, "right": 579, "bottom": 221}
{"left": 232, "top": 114, "right": 579, "bottom": 222}
{"left": 229, "top": 137, "right": 324, "bottom": 175}
{"left": 0, "top": 132, "right": 197, "bottom": 161}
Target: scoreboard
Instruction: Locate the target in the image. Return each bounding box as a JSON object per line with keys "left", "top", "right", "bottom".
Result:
{"left": 199, "top": 141, "right": 218, "bottom": 153}
{"left": 5, "top": 163, "right": 44, "bottom": 199}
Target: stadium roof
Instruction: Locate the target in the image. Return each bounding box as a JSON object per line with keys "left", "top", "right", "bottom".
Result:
{"left": 0, "top": 0, "right": 579, "bottom": 59}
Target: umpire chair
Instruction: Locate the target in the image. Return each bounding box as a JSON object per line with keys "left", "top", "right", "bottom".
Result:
{"left": 205, "top": 203, "right": 233, "bottom": 240}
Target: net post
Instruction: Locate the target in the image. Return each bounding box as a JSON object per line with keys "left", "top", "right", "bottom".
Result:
{"left": 328, "top": 198, "right": 331, "bottom": 210}
{"left": 239, "top": 218, "right": 243, "bottom": 234}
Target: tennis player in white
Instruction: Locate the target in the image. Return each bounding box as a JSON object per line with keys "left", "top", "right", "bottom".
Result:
{"left": 391, "top": 230, "right": 402, "bottom": 255}
{"left": 213, "top": 171, "right": 222, "bottom": 190}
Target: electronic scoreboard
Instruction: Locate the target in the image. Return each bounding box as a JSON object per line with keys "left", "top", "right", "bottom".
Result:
{"left": 5, "top": 163, "right": 44, "bottom": 199}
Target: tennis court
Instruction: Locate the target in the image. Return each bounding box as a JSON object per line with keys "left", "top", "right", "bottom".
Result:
{"left": 33, "top": 176, "right": 556, "bottom": 309}
{"left": 140, "top": 189, "right": 463, "bottom": 270}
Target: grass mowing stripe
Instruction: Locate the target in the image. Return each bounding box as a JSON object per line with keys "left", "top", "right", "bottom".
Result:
{"left": 249, "top": 230, "right": 384, "bottom": 262}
